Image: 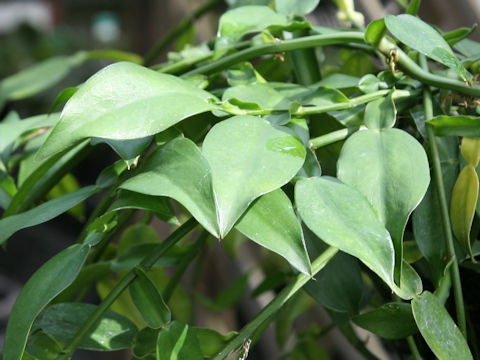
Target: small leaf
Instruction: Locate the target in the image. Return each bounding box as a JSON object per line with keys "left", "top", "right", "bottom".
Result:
{"left": 120, "top": 137, "right": 219, "bottom": 237}
{"left": 406, "top": 0, "right": 421, "bottom": 15}
{"left": 450, "top": 165, "right": 479, "bottom": 260}
{"left": 461, "top": 137, "right": 480, "bottom": 166}
{"left": 91, "top": 136, "right": 153, "bottom": 163}
{"left": 275, "top": 0, "right": 319, "bottom": 16}
{"left": 358, "top": 74, "right": 381, "bottom": 94}
{"left": 3, "top": 244, "right": 89, "bottom": 360}
{"left": 364, "top": 18, "right": 387, "bottom": 47}
{"left": 130, "top": 268, "right": 171, "bottom": 328}
{"left": 364, "top": 90, "right": 396, "bottom": 129}
{"left": 36, "top": 62, "right": 217, "bottom": 160}
{"left": 35, "top": 303, "right": 138, "bottom": 351}
{"left": 428, "top": 115, "right": 480, "bottom": 137}
{"left": 412, "top": 291, "right": 473, "bottom": 360}
{"left": 24, "top": 331, "right": 62, "bottom": 360}
{"left": 203, "top": 115, "right": 305, "bottom": 237}
{"left": 156, "top": 321, "right": 203, "bottom": 360}
{"left": 222, "top": 83, "right": 290, "bottom": 111}
{"left": 133, "top": 327, "right": 158, "bottom": 358}
{"left": 49, "top": 87, "right": 77, "bottom": 113}
{"left": 236, "top": 189, "right": 311, "bottom": 274}
{"left": 385, "top": 14, "right": 470, "bottom": 82}
{"left": 0, "top": 185, "right": 99, "bottom": 245}
{"left": 192, "top": 327, "right": 236, "bottom": 357}
{"left": 353, "top": 303, "right": 417, "bottom": 339}
{"left": 443, "top": 25, "right": 478, "bottom": 46}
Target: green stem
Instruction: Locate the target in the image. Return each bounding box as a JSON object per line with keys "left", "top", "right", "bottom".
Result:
{"left": 407, "top": 336, "right": 422, "bottom": 360}
{"left": 287, "top": 30, "right": 322, "bottom": 85}
{"left": 212, "top": 246, "right": 339, "bottom": 360}
{"left": 377, "top": 37, "right": 480, "bottom": 97}
{"left": 309, "top": 126, "right": 362, "bottom": 149}
{"left": 56, "top": 218, "right": 198, "bottom": 360}
{"left": 143, "top": 0, "right": 222, "bottom": 66}
{"left": 163, "top": 230, "right": 209, "bottom": 303}
{"left": 419, "top": 54, "right": 467, "bottom": 337}
{"left": 184, "top": 32, "right": 366, "bottom": 76}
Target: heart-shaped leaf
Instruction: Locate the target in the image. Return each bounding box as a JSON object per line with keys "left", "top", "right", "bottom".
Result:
{"left": 236, "top": 189, "right": 311, "bottom": 274}
{"left": 337, "top": 128, "right": 430, "bottom": 282}
{"left": 36, "top": 62, "right": 217, "bottom": 160}
{"left": 203, "top": 115, "right": 305, "bottom": 237}
{"left": 3, "top": 244, "right": 90, "bottom": 360}
{"left": 412, "top": 291, "right": 473, "bottom": 360}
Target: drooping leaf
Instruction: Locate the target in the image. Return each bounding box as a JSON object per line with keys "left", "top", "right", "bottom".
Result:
{"left": 236, "top": 189, "right": 311, "bottom": 274}
{"left": 129, "top": 268, "right": 171, "bottom": 328}
{"left": 216, "top": 6, "right": 288, "bottom": 50}
{"left": 412, "top": 291, "right": 473, "bottom": 360}
{"left": 156, "top": 321, "right": 203, "bottom": 360}
{"left": 36, "top": 62, "right": 217, "bottom": 160}
{"left": 34, "top": 303, "right": 137, "bottom": 351}
{"left": 203, "top": 115, "right": 305, "bottom": 237}
{"left": 352, "top": 303, "right": 417, "bottom": 339}
{"left": 120, "top": 137, "right": 218, "bottom": 236}
{"left": 275, "top": 0, "right": 319, "bottom": 15}
{"left": 364, "top": 91, "right": 396, "bottom": 129}
{"left": 337, "top": 128, "right": 430, "bottom": 282}
{"left": 450, "top": 165, "right": 479, "bottom": 260}
{"left": 3, "top": 244, "right": 90, "bottom": 360}
{"left": 0, "top": 53, "right": 86, "bottom": 101}
{"left": 427, "top": 115, "right": 480, "bottom": 137}
{"left": 384, "top": 14, "right": 470, "bottom": 82}
{"left": 91, "top": 136, "right": 153, "bottom": 163}
{"left": 0, "top": 185, "right": 99, "bottom": 245}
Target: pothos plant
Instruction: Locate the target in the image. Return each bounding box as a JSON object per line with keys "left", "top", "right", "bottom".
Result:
{"left": 1, "top": 0, "right": 479, "bottom": 359}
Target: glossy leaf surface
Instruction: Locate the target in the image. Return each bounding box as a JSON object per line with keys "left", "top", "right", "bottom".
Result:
{"left": 35, "top": 303, "right": 137, "bottom": 351}
{"left": 412, "top": 291, "right": 473, "bottom": 360}
{"left": 203, "top": 115, "right": 305, "bottom": 237}
{"left": 3, "top": 244, "right": 89, "bottom": 360}
{"left": 129, "top": 268, "right": 171, "bottom": 328}
{"left": 337, "top": 128, "right": 430, "bottom": 282}
{"left": 36, "top": 62, "right": 217, "bottom": 160}
{"left": 353, "top": 303, "right": 417, "bottom": 339}
{"left": 236, "top": 189, "right": 311, "bottom": 274}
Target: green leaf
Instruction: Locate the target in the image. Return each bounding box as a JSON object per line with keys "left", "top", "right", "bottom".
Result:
{"left": 49, "top": 87, "right": 77, "bottom": 113}
{"left": 3, "top": 244, "right": 90, "bottom": 360}
{"left": 0, "top": 53, "right": 86, "bottom": 101}
{"left": 91, "top": 136, "right": 153, "bottom": 163}
{"left": 296, "top": 177, "right": 419, "bottom": 299}
{"left": 337, "top": 128, "right": 430, "bottom": 283}
{"left": 203, "top": 115, "right": 305, "bottom": 237}
{"left": 443, "top": 25, "right": 478, "bottom": 46}
{"left": 427, "top": 115, "right": 480, "bottom": 137}
{"left": 236, "top": 189, "right": 311, "bottom": 274}
{"left": 364, "top": 18, "right": 386, "bottom": 47}
{"left": 24, "top": 331, "right": 62, "bottom": 360}
{"left": 226, "top": 62, "right": 266, "bottom": 86}
{"left": 112, "top": 244, "right": 185, "bottom": 272}
{"left": 275, "top": 0, "right": 319, "bottom": 15}
{"left": 36, "top": 62, "right": 217, "bottom": 160}
{"left": 34, "top": 303, "right": 138, "bottom": 351}
{"left": 216, "top": 6, "right": 288, "bottom": 50}
{"left": 461, "top": 137, "right": 480, "bottom": 166}
{"left": 352, "top": 303, "right": 417, "bottom": 339}
{"left": 0, "top": 185, "right": 99, "bottom": 245}
{"left": 406, "top": 0, "right": 421, "bottom": 15}
{"left": 222, "top": 83, "right": 290, "bottom": 111}
{"left": 358, "top": 74, "right": 381, "bottom": 94}
{"left": 120, "top": 137, "right": 219, "bottom": 237}
{"left": 364, "top": 91, "right": 396, "bottom": 129}
{"left": 133, "top": 327, "right": 158, "bottom": 358}
{"left": 412, "top": 291, "right": 473, "bottom": 360}
{"left": 303, "top": 228, "right": 363, "bottom": 315}
{"left": 314, "top": 73, "right": 360, "bottom": 90}
{"left": 156, "top": 321, "right": 203, "bottom": 360}
{"left": 130, "top": 268, "right": 171, "bottom": 328}
{"left": 291, "top": 337, "right": 329, "bottom": 360}
{"left": 46, "top": 173, "right": 85, "bottom": 221}
{"left": 193, "top": 327, "right": 236, "bottom": 357}
{"left": 450, "top": 165, "right": 479, "bottom": 260}
{"left": 384, "top": 14, "right": 470, "bottom": 82}
{"left": 85, "top": 49, "right": 143, "bottom": 64}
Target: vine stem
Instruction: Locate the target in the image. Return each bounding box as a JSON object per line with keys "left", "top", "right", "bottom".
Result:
{"left": 56, "top": 218, "right": 198, "bottom": 360}
{"left": 212, "top": 246, "right": 339, "bottom": 360}
{"left": 143, "top": 0, "right": 222, "bottom": 66}
{"left": 309, "top": 126, "right": 362, "bottom": 149}
{"left": 419, "top": 54, "right": 467, "bottom": 337}
{"left": 407, "top": 336, "right": 422, "bottom": 360}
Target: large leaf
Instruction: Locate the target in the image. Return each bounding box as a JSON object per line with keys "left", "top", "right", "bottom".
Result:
{"left": 3, "top": 244, "right": 90, "bottom": 360}
{"left": 0, "top": 53, "right": 86, "bottom": 101}
{"left": 385, "top": 14, "right": 469, "bottom": 81}
{"left": 34, "top": 303, "right": 137, "bottom": 351}
{"left": 216, "top": 6, "right": 288, "bottom": 50}
{"left": 0, "top": 185, "right": 99, "bottom": 245}
{"left": 337, "top": 128, "right": 430, "bottom": 282}
{"left": 203, "top": 115, "right": 305, "bottom": 237}
{"left": 295, "top": 177, "right": 420, "bottom": 299}
{"left": 235, "top": 189, "right": 311, "bottom": 274}
{"left": 36, "top": 62, "right": 217, "bottom": 160}
{"left": 275, "top": 0, "right": 319, "bottom": 15}
{"left": 353, "top": 303, "right": 417, "bottom": 339}
{"left": 412, "top": 291, "right": 473, "bottom": 360}
{"left": 120, "top": 137, "right": 219, "bottom": 237}
{"left": 427, "top": 115, "right": 480, "bottom": 137}
{"left": 129, "top": 268, "right": 171, "bottom": 329}
{"left": 156, "top": 321, "right": 203, "bottom": 360}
